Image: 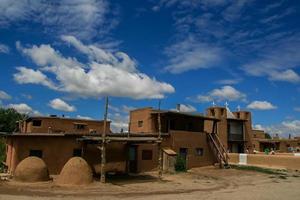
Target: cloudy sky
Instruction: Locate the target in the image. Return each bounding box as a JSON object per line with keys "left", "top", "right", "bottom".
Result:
{"left": 0, "top": 0, "right": 299, "bottom": 136}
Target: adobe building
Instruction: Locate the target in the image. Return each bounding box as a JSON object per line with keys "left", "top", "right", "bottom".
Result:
{"left": 5, "top": 116, "right": 112, "bottom": 174}
{"left": 252, "top": 129, "right": 300, "bottom": 153}
{"left": 128, "top": 107, "right": 227, "bottom": 170}
{"left": 206, "top": 106, "right": 253, "bottom": 153}
{"left": 4, "top": 105, "right": 256, "bottom": 180}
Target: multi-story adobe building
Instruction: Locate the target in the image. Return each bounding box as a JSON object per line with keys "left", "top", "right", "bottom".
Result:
{"left": 4, "top": 105, "right": 254, "bottom": 178}
{"left": 206, "top": 106, "right": 253, "bottom": 153}
{"left": 128, "top": 107, "right": 223, "bottom": 171}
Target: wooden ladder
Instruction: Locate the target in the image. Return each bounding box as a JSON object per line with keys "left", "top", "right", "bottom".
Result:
{"left": 207, "top": 122, "right": 229, "bottom": 168}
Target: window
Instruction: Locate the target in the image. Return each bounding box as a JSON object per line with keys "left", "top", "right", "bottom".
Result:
{"left": 29, "top": 150, "right": 43, "bottom": 158}
{"left": 211, "top": 109, "right": 215, "bottom": 116}
{"left": 142, "top": 150, "right": 153, "bottom": 160}
{"left": 32, "top": 120, "right": 42, "bottom": 127}
{"left": 74, "top": 124, "right": 87, "bottom": 130}
{"left": 220, "top": 109, "right": 224, "bottom": 117}
{"left": 196, "top": 148, "right": 204, "bottom": 156}
{"left": 237, "top": 113, "right": 240, "bottom": 119}
{"left": 73, "top": 149, "right": 82, "bottom": 157}
{"left": 138, "top": 120, "right": 143, "bottom": 127}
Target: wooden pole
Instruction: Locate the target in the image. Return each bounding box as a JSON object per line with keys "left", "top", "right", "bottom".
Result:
{"left": 157, "top": 102, "right": 163, "bottom": 178}
{"left": 100, "top": 96, "right": 109, "bottom": 183}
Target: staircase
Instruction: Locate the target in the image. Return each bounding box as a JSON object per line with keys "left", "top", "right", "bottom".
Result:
{"left": 207, "top": 132, "right": 229, "bottom": 168}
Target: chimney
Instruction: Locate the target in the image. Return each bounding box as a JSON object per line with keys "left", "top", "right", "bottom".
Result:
{"left": 176, "top": 104, "right": 181, "bottom": 112}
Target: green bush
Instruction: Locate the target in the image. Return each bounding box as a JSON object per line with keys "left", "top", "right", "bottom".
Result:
{"left": 175, "top": 155, "right": 186, "bottom": 172}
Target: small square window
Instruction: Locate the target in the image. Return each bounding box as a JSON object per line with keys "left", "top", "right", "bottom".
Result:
{"left": 29, "top": 149, "right": 43, "bottom": 158}
{"left": 195, "top": 148, "right": 204, "bottom": 156}
{"left": 142, "top": 150, "right": 152, "bottom": 160}
{"left": 73, "top": 149, "right": 82, "bottom": 157}
{"left": 138, "top": 120, "right": 143, "bottom": 127}
{"left": 32, "top": 120, "right": 42, "bottom": 127}
{"left": 74, "top": 124, "right": 87, "bottom": 130}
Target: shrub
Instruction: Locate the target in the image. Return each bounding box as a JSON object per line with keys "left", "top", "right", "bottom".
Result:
{"left": 175, "top": 155, "right": 186, "bottom": 172}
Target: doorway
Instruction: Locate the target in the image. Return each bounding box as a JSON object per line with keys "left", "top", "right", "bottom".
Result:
{"left": 179, "top": 148, "right": 188, "bottom": 166}
{"left": 129, "top": 145, "right": 138, "bottom": 173}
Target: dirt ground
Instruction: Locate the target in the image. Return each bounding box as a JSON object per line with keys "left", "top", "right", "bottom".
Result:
{"left": 0, "top": 166, "right": 299, "bottom": 200}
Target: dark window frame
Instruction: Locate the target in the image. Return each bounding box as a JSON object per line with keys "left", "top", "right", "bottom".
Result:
{"left": 73, "top": 148, "right": 82, "bottom": 157}
{"left": 29, "top": 149, "right": 43, "bottom": 158}
{"left": 138, "top": 120, "right": 143, "bottom": 127}
{"left": 142, "top": 150, "right": 153, "bottom": 160}
{"left": 195, "top": 148, "right": 204, "bottom": 156}
{"left": 32, "top": 120, "right": 42, "bottom": 127}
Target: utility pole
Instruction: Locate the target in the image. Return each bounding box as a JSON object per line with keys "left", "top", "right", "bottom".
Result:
{"left": 100, "top": 96, "right": 109, "bottom": 183}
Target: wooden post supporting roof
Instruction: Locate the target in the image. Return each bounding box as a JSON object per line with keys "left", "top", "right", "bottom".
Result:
{"left": 100, "top": 96, "right": 108, "bottom": 183}
{"left": 157, "top": 107, "right": 163, "bottom": 178}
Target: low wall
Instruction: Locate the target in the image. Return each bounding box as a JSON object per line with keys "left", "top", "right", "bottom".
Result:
{"left": 228, "top": 153, "right": 300, "bottom": 170}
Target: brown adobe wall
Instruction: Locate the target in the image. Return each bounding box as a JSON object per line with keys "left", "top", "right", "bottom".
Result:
{"left": 129, "top": 108, "right": 155, "bottom": 134}
{"left": 228, "top": 153, "right": 300, "bottom": 170}
{"left": 24, "top": 118, "right": 110, "bottom": 134}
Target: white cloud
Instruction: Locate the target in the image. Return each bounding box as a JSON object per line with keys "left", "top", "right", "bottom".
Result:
{"left": 0, "top": 90, "right": 11, "bottom": 100}
{"left": 14, "top": 67, "right": 57, "bottom": 89}
{"left": 269, "top": 69, "right": 300, "bottom": 83}
{"left": 0, "top": 43, "right": 9, "bottom": 53}
{"left": 215, "top": 78, "right": 242, "bottom": 85}
{"left": 76, "top": 115, "right": 93, "bottom": 120}
{"left": 196, "top": 85, "right": 246, "bottom": 103}
{"left": 253, "top": 124, "right": 264, "bottom": 130}
{"left": 164, "top": 35, "right": 223, "bottom": 73}
{"left": 294, "top": 107, "right": 300, "bottom": 112}
{"left": 247, "top": 101, "right": 277, "bottom": 110}
{"left": 0, "top": 0, "right": 112, "bottom": 40}
{"left": 7, "top": 103, "right": 40, "bottom": 115}
{"left": 258, "top": 120, "right": 300, "bottom": 138}
{"left": 108, "top": 112, "right": 129, "bottom": 133}
{"left": 242, "top": 35, "right": 300, "bottom": 83}
{"left": 49, "top": 98, "right": 76, "bottom": 112}
{"left": 14, "top": 37, "right": 174, "bottom": 99}
{"left": 172, "top": 104, "right": 196, "bottom": 112}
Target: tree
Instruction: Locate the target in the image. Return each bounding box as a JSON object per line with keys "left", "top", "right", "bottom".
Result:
{"left": 0, "top": 108, "right": 26, "bottom": 172}
{"left": 265, "top": 133, "right": 272, "bottom": 139}
{"left": 0, "top": 108, "right": 26, "bottom": 133}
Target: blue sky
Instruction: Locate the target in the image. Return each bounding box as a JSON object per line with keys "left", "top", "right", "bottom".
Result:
{"left": 0, "top": 0, "right": 300, "bottom": 136}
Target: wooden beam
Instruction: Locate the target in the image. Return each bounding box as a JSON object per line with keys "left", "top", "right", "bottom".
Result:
{"left": 157, "top": 105, "right": 163, "bottom": 179}
{"left": 100, "top": 96, "right": 108, "bottom": 183}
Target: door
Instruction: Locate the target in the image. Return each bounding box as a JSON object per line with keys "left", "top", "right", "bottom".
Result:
{"left": 129, "top": 146, "right": 138, "bottom": 173}
{"left": 179, "top": 148, "right": 188, "bottom": 167}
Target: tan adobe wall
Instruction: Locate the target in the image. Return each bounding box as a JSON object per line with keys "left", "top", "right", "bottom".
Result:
{"left": 129, "top": 108, "right": 155, "bottom": 134}
{"left": 6, "top": 136, "right": 127, "bottom": 175}
{"left": 252, "top": 130, "right": 266, "bottom": 139}
{"left": 228, "top": 153, "right": 300, "bottom": 170}
{"left": 206, "top": 107, "right": 228, "bottom": 150}
{"left": 170, "top": 130, "right": 215, "bottom": 168}
{"left": 22, "top": 118, "right": 110, "bottom": 134}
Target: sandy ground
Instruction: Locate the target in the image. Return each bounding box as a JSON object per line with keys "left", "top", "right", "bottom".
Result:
{"left": 0, "top": 166, "right": 299, "bottom": 200}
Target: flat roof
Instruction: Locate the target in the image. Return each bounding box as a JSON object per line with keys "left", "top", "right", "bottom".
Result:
{"left": 78, "top": 135, "right": 162, "bottom": 143}
{"left": 24, "top": 116, "right": 110, "bottom": 123}
{"left": 151, "top": 110, "right": 220, "bottom": 121}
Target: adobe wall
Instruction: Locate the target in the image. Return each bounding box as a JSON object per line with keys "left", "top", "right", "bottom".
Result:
{"left": 6, "top": 136, "right": 128, "bottom": 175}
{"left": 24, "top": 118, "right": 110, "bottom": 134}
{"left": 129, "top": 108, "right": 155, "bottom": 134}
{"left": 233, "top": 111, "right": 254, "bottom": 152}
{"left": 6, "top": 136, "right": 81, "bottom": 174}
{"left": 170, "top": 130, "right": 215, "bottom": 168}
{"left": 228, "top": 153, "right": 300, "bottom": 170}
{"left": 206, "top": 107, "right": 228, "bottom": 150}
